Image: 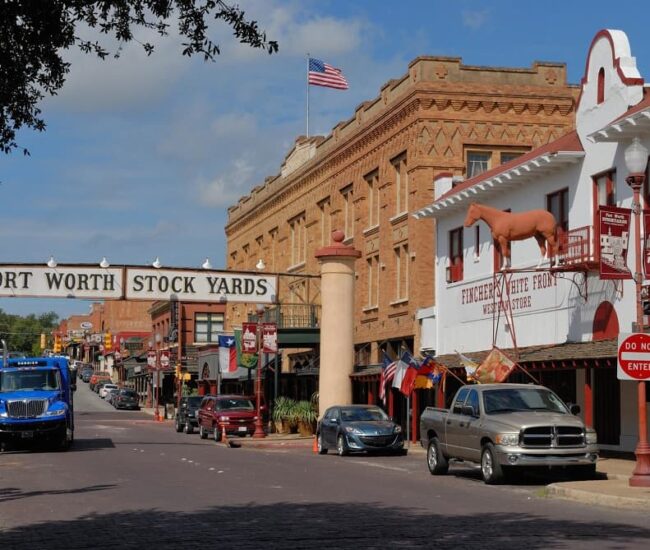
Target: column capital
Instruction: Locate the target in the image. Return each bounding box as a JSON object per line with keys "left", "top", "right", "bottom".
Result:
{"left": 315, "top": 230, "right": 361, "bottom": 260}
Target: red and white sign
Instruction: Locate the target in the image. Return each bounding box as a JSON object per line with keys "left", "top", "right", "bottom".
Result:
{"left": 644, "top": 210, "right": 650, "bottom": 279}
{"left": 159, "top": 350, "right": 171, "bottom": 370}
{"left": 599, "top": 206, "right": 632, "bottom": 280}
{"left": 262, "top": 323, "right": 278, "bottom": 353}
{"left": 242, "top": 322, "right": 258, "bottom": 353}
{"left": 618, "top": 333, "right": 650, "bottom": 380}
{"left": 147, "top": 350, "right": 157, "bottom": 369}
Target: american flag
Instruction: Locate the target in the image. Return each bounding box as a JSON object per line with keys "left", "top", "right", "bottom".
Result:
{"left": 308, "top": 58, "right": 349, "bottom": 90}
{"left": 379, "top": 351, "right": 396, "bottom": 404}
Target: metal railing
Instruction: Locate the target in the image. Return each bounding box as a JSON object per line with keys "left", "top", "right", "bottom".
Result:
{"left": 557, "top": 226, "right": 593, "bottom": 267}
{"left": 249, "top": 304, "right": 320, "bottom": 329}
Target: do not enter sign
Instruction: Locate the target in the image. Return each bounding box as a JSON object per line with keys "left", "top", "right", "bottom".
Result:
{"left": 618, "top": 333, "right": 650, "bottom": 380}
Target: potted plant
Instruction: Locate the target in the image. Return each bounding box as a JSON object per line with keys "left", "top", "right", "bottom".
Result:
{"left": 272, "top": 396, "right": 295, "bottom": 434}
{"left": 295, "top": 400, "right": 318, "bottom": 436}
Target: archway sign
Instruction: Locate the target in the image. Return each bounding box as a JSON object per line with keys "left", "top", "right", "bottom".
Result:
{"left": 0, "top": 264, "right": 277, "bottom": 304}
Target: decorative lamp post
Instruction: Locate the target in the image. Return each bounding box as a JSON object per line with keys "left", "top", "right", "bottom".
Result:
{"left": 154, "top": 333, "right": 162, "bottom": 422}
{"left": 625, "top": 136, "right": 650, "bottom": 487}
{"left": 253, "top": 303, "right": 266, "bottom": 438}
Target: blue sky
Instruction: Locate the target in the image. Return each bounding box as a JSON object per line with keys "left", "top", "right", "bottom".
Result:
{"left": 1, "top": 0, "right": 649, "bottom": 319}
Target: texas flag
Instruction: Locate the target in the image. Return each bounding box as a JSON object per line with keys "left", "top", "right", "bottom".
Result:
{"left": 218, "top": 335, "right": 237, "bottom": 373}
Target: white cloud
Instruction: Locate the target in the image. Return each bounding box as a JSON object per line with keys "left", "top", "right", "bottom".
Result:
{"left": 197, "top": 157, "right": 257, "bottom": 207}
{"left": 462, "top": 9, "right": 489, "bottom": 30}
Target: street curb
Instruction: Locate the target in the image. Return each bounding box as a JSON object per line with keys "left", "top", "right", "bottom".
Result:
{"left": 544, "top": 483, "right": 648, "bottom": 510}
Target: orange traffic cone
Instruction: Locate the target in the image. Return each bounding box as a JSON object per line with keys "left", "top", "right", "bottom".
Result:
{"left": 312, "top": 435, "right": 318, "bottom": 454}
{"left": 220, "top": 422, "right": 231, "bottom": 447}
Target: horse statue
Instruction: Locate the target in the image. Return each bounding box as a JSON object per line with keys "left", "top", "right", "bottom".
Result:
{"left": 463, "top": 202, "right": 558, "bottom": 270}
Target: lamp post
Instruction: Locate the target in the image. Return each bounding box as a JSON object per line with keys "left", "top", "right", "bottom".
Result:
{"left": 625, "top": 136, "right": 650, "bottom": 487}
{"left": 253, "top": 303, "right": 266, "bottom": 438}
{"left": 153, "top": 333, "right": 162, "bottom": 422}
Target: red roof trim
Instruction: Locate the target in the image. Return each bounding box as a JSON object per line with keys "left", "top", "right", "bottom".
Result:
{"left": 435, "top": 130, "right": 583, "bottom": 203}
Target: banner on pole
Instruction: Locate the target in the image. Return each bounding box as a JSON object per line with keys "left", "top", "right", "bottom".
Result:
{"left": 241, "top": 323, "right": 258, "bottom": 354}
{"left": 262, "top": 323, "right": 277, "bottom": 353}
{"left": 599, "top": 205, "right": 632, "bottom": 280}
{"left": 644, "top": 210, "right": 650, "bottom": 279}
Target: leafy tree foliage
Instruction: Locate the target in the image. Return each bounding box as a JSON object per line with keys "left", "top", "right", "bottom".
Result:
{"left": 0, "top": 309, "right": 59, "bottom": 355}
{"left": 0, "top": 1, "right": 278, "bottom": 154}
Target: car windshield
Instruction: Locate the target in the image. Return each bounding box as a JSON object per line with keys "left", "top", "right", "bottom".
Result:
{"left": 186, "top": 396, "right": 203, "bottom": 407}
{"left": 0, "top": 369, "right": 61, "bottom": 392}
{"left": 121, "top": 390, "right": 138, "bottom": 398}
{"left": 340, "top": 407, "right": 388, "bottom": 422}
{"left": 483, "top": 388, "right": 569, "bottom": 414}
{"left": 216, "top": 398, "right": 255, "bottom": 411}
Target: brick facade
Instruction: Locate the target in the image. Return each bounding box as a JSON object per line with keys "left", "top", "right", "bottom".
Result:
{"left": 225, "top": 55, "right": 578, "bottom": 367}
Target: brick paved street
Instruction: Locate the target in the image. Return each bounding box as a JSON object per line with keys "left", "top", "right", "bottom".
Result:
{"left": 1, "top": 384, "right": 650, "bottom": 549}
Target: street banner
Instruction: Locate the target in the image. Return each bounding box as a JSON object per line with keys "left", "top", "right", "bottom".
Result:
{"left": 235, "top": 328, "right": 257, "bottom": 369}
{"left": 241, "top": 323, "right": 258, "bottom": 353}
{"left": 262, "top": 323, "right": 278, "bottom": 353}
{"left": 159, "top": 350, "right": 171, "bottom": 370}
{"left": 147, "top": 350, "right": 157, "bottom": 370}
{"left": 599, "top": 206, "right": 632, "bottom": 280}
{"left": 644, "top": 211, "right": 650, "bottom": 279}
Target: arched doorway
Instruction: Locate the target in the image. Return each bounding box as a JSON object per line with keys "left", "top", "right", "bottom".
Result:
{"left": 592, "top": 301, "right": 619, "bottom": 340}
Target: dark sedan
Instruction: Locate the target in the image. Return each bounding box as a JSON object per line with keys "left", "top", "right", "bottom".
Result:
{"left": 112, "top": 389, "right": 140, "bottom": 410}
{"left": 317, "top": 405, "right": 405, "bottom": 456}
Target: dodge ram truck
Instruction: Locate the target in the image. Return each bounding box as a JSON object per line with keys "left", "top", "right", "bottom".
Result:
{"left": 419, "top": 383, "right": 598, "bottom": 484}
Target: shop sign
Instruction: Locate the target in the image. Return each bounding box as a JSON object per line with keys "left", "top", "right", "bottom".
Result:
{"left": 599, "top": 206, "right": 632, "bottom": 280}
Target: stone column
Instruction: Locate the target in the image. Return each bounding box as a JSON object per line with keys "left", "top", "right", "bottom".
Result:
{"left": 315, "top": 230, "right": 361, "bottom": 417}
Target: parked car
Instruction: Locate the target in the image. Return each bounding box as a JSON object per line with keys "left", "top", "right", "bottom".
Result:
{"left": 175, "top": 395, "right": 204, "bottom": 434}
{"left": 112, "top": 389, "right": 140, "bottom": 410}
{"left": 78, "top": 364, "right": 94, "bottom": 380}
{"left": 197, "top": 394, "right": 260, "bottom": 442}
{"left": 419, "top": 383, "right": 599, "bottom": 484}
{"left": 99, "top": 383, "right": 118, "bottom": 398}
{"left": 89, "top": 372, "right": 110, "bottom": 391}
{"left": 105, "top": 387, "right": 120, "bottom": 404}
{"left": 316, "top": 405, "right": 405, "bottom": 456}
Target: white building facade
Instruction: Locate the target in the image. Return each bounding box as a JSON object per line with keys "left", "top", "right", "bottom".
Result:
{"left": 415, "top": 30, "right": 650, "bottom": 453}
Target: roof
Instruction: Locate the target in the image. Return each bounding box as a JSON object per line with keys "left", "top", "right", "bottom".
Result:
{"left": 588, "top": 89, "right": 650, "bottom": 142}
{"left": 414, "top": 131, "right": 584, "bottom": 219}
{"left": 435, "top": 338, "right": 617, "bottom": 371}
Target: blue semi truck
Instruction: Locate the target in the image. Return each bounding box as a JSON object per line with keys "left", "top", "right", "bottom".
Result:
{"left": 0, "top": 348, "right": 75, "bottom": 450}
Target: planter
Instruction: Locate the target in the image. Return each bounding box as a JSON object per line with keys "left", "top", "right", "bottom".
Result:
{"left": 297, "top": 420, "right": 314, "bottom": 437}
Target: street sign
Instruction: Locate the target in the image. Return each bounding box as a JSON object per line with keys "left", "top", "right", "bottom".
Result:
{"left": 618, "top": 332, "right": 650, "bottom": 380}
{"left": 147, "top": 350, "right": 157, "bottom": 369}
{"left": 160, "top": 350, "right": 171, "bottom": 370}
{"left": 80, "top": 321, "right": 93, "bottom": 330}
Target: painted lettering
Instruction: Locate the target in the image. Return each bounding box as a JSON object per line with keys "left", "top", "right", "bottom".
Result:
{"left": 133, "top": 275, "right": 144, "bottom": 292}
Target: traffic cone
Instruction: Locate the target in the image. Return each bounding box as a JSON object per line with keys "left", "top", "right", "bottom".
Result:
{"left": 313, "top": 435, "right": 318, "bottom": 454}
{"left": 220, "top": 422, "right": 231, "bottom": 447}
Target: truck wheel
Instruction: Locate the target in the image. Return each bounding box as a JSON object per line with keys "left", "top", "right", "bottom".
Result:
{"left": 317, "top": 433, "right": 327, "bottom": 455}
{"left": 184, "top": 420, "right": 193, "bottom": 434}
{"left": 199, "top": 425, "right": 208, "bottom": 439}
{"left": 481, "top": 443, "right": 505, "bottom": 484}
{"left": 213, "top": 426, "right": 221, "bottom": 442}
{"left": 336, "top": 434, "right": 348, "bottom": 456}
{"left": 175, "top": 418, "right": 183, "bottom": 433}
{"left": 427, "top": 437, "right": 448, "bottom": 475}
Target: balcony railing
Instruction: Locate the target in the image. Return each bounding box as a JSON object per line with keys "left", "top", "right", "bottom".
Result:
{"left": 248, "top": 304, "right": 320, "bottom": 330}
{"left": 557, "top": 226, "right": 595, "bottom": 268}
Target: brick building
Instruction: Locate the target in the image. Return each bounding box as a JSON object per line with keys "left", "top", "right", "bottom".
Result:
{"left": 225, "top": 55, "right": 579, "bottom": 428}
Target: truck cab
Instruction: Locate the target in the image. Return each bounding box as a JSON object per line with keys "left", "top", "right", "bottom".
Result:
{"left": 0, "top": 356, "right": 75, "bottom": 450}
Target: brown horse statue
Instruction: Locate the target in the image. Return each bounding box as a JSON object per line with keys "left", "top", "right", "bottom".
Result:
{"left": 463, "top": 202, "right": 558, "bottom": 269}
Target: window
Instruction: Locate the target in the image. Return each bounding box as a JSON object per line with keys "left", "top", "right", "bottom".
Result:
{"left": 194, "top": 313, "right": 224, "bottom": 343}
{"left": 547, "top": 189, "right": 569, "bottom": 253}
{"left": 365, "top": 170, "right": 380, "bottom": 227}
{"left": 500, "top": 152, "right": 523, "bottom": 165}
{"left": 467, "top": 152, "right": 491, "bottom": 178}
{"left": 289, "top": 213, "right": 307, "bottom": 266}
{"left": 341, "top": 184, "right": 355, "bottom": 240}
{"left": 394, "top": 244, "right": 409, "bottom": 301}
{"left": 597, "top": 67, "right": 605, "bottom": 105}
{"left": 594, "top": 170, "right": 616, "bottom": 207}
{"left": 367, "top": 254, "right": 379, "bottom": 308}
{"left": 268, "top": 228, "right": 278, "bottom": 271}
{"left": 448, "top": 227, "right": 464, "bottom": 283}
{"left": 392, "top": 152, "right": 408, "bottom": 215}
{"left": 465, "top": 389, "right": 479, "bottom": 416}
{"left": 318, "top": 198, "right": 331, "bottom": 246}
{"left": 452, "top": 388, "right": 470, "bottom": 414}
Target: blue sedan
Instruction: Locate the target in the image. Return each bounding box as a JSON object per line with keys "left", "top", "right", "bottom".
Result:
{"left": 317, "top": 405, "right": 405, "bottom": 456}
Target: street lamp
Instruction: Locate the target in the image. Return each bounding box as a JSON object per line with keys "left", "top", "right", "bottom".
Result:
{"left": 253, "top": 303, "right": 266, "bottom": 438}
{"left": 154, "top": 332, "right": 162, "bottom": 422}
{"left": 625, "top": 136, "right": 650, "bottom": 487}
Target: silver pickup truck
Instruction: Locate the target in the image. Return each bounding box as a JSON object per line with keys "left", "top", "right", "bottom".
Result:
{"left": 419, "top": 383, "right": 599, "bottom": 484}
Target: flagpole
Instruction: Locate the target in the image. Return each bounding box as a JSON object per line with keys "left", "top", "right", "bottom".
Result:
{"left": 406, "top": 393, "right": 410, "bottom": 447}
{"left": 306, "top": 53, "right": 310, "bottom": 137}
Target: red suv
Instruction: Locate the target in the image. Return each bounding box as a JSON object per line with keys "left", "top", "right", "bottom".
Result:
{"left": 197, "top": 395, "right": 262, "bottom": 441}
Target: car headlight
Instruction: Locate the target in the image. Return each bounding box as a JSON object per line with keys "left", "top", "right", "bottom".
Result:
{"left": 394, "top": 425, "right": 402, "bottom": 434}
{"left": 585, "top": 430, "right": 598, "bottom": 444}
{"left": 344, "top": 426, "right": 363, "bottom": 434}
{"left": 495, "top": 433, "right": 519, "bottom": 446}
{"left": 44, "top": 408, "right": 67, "bottom": 417}
{"left": 220, "top": 416, "right": 230, "bottom": 421}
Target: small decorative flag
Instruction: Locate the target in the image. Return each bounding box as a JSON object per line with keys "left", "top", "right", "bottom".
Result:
{"left": 379, "top": 351, "right": 396, "bottom": 404}
{"left": 218, "top": 335, "right": 237, "bottom": 373}
{"left": 457, "top": 351, "right": 480, "bottom": 382}
{"left": 308, "top": 58, "right": 349, "bottom": 90}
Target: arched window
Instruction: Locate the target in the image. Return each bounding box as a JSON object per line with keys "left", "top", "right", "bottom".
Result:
{"left": 592, "top": 301, "right": 618, "bottom": 340}
{"left": 597, "top": 68, "right": 605, "bottom": 104}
